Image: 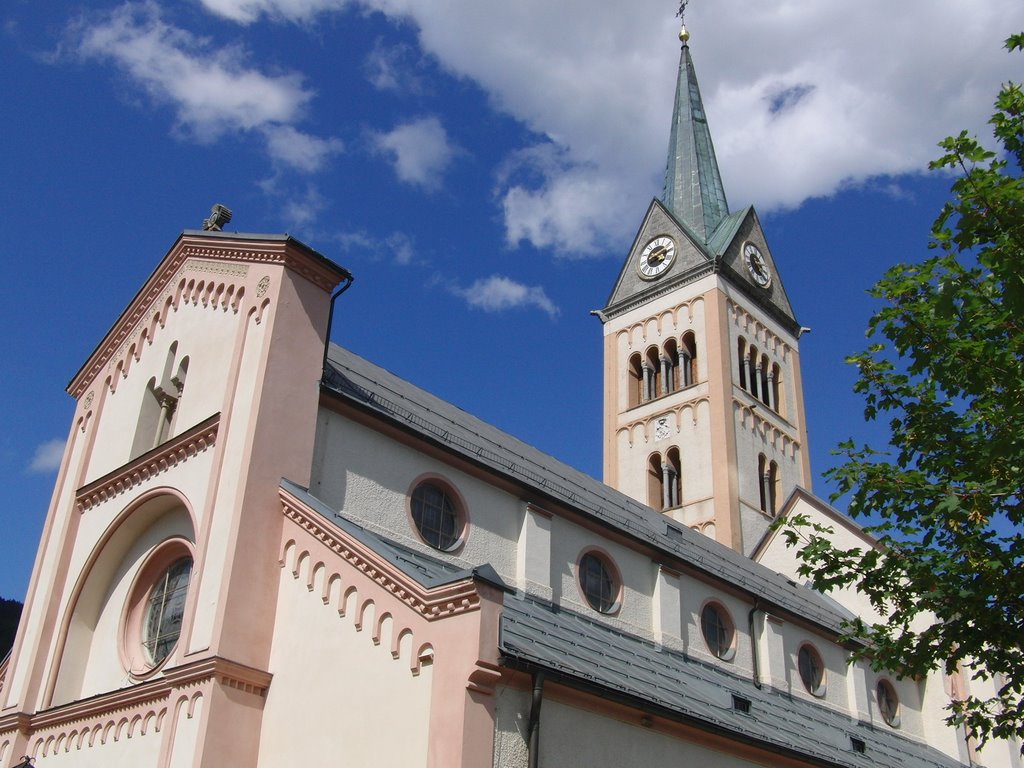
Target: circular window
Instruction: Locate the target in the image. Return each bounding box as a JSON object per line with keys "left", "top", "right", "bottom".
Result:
{"left": 700, "top": 602, "right": 735, "bottom": 660}
{"left": 143, "top": 557, "right": 193, "bottom": 665}
{"left": 410, "top": 480, "right": 463, "bottom": 551}
{"left": 121, "top": 538, "right": 193, "bottom": 677}
{"left": 798, "top": 644, "right": 826, "bottom": 696}
{"left": 877, "top": 679, "right": 900, "bottom": 727}
{"left": 577, "top": 551, "right": 619, "bottom": 614}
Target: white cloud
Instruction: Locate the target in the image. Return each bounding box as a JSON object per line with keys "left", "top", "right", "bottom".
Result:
{"left": 370, "top": 116, "right": 458, "bottom": 190}
{"left": 28, "top": 440, "right": 65, "bottom": 473}
{"left": 280, "top": 185, "right": 328, "bottom": 227}
{"left": 452, "top": 275, "right": 559, "bottom": 318}
{"left": 200, "top": 0, "right": 349, "bottom": 24}
{"left": 263, "top": 125, "right": 343, "bottom": 172}
{"left": 335, "top": 230, "right": 416, "bottom": 265}
{"left": 75, "top": 2, "right": 340, "bottom": 171}
{"left": 193, "top": 0, "right": 1024, "bottom": 254}
{"left": 364, "top": 39, "right": 424, "bottom": 93}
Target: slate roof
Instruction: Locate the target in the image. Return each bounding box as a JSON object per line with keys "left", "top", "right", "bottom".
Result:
{"left": 282, "top": 479, "right": 961, "bottom": 768}
{"left": 281, "top": 478, "right": 503, "bottom": 590}
{"left": 322, "top": 344, "right": 853, "bottom": 635}
{"left": 500, "top": 595, "right": 962, "bottom": 768}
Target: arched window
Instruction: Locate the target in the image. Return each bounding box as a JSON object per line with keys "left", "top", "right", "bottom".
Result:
{"left": 666, "top": 447, "right": 682, "bottom": 509}
{"left": 769, "top": 460, "right": 780, "bottom": 515}
{"left": 644, "top": 347, "right": 661, "bottom": 401}
{"left": 770, "top": 362, "right": 782, "bottom": 415}
{"left": 747, "top": 345, "right": 759, "bottom": 400}
{"left": 131, "top": 343, "right": 188, "bottom": 459}
{"left": 737, "top": 338, "right": 748, "bottom": 390}
{"left": 681, "top": 332, "right": 697, "bottom": 387}
{"left": 759, "top": 354, "right": 771, "bottom": 407}
{"left": 758, "top": 454, "right": 779, "bottom": 516}
{"left": 663, "top": 338, "right": 679, "bottom": 394}
{"left": 648, "top": 453, "right": 665, "bottom": 512}
{"left": 168, "top": 356, "right": 189, "bottom": 435}
{"left": 628, "top": 352, "right": 643, "bottom": 408}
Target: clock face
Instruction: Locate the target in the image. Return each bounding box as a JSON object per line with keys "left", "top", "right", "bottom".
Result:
{"left": 743, "top": 242, "right": 772, "bottom": 288}
{"left": 637, "top": 236, "right": 677, "bottom": 280}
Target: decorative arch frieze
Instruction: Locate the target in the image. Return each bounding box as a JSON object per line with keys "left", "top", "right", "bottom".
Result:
{"left": 620, "top": 397, "right": 711, "bottom": 445}
{"left": 278, "top": 485, "right": 499, "bottom": 681}
{"left": 620, "top": 296, "right": 703, "bottom": 349}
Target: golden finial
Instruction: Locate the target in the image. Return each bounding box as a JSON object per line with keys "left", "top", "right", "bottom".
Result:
{"left": 676, "top": 1, "right": 690, "bottom": 42}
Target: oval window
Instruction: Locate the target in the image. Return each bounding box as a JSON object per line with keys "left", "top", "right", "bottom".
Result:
{"left": 578, "top": 551, "right": 618, "bottom": 613}
{"left": 410, "top": 481, "right": 463, "bottom": 551}
{"left": 877, "top": 679, "right": 900, "bottom": 727}
{"left": 700, "top": 602, "right": 735, "bottom": 660}
{"left": 798, "top": 643, "right": 826, "bottom": 696}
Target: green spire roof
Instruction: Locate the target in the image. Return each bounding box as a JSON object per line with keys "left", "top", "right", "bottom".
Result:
{"left": 661, "top": 32, "right": 729, "bottom": 242}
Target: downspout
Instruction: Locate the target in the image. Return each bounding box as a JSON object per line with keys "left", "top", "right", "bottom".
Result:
{"left": 748, "top": 598, "right": 762, "bottom": 690}
{"left": 321, "top": 273, "right": 354, "bottom": 374}
{"left": 528, "top": 671, "right": 545, "bottom": 768}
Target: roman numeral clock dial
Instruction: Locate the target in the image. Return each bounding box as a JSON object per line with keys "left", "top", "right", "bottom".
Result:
{"left": 637, "top": 236, "right": 677, "bottom": 280}
{"left": 743, "top": 241, "right": 772, "bottom": 288}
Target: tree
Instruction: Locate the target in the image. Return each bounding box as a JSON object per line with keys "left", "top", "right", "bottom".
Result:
{"left": 781, "top": 34, "right": 1024, "bottom": 748}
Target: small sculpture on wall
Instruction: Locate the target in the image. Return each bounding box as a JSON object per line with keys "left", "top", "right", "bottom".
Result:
{"left": 202, "top": 204, "right": 233, "bottom": 232}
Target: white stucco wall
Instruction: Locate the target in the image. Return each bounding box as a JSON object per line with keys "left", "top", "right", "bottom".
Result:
{"left": 310, "top": 411, "right": 522, "bottom": 579}
{"left": 257, "top": 555, "right": 432, "bottom": 767}
{"left": 526, "top": 697, "right": 767, "bottom": 768}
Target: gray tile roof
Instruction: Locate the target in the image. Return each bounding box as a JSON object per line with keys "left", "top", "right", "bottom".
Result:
{"left": 500, "top": 595, "right": 962, "bottom": 768}
{"left": 322, "top": 344, "right": 854, "bottom": 636}
{"left": 282, "top": 479, "right": 504, "bottom": 590}
{"left": 284, "top": 481, "right": 961, "bottom": 768}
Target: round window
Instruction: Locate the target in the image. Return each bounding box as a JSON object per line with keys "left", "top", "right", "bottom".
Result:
{"left": 700, "top": 603, "right": 734, "bottom": 660}
{"left": 410, "top": 481, "right": 463, "bottom": 551}
{"left": 121, "top": 538, "right": 194, "bottom": 678}
{"left": 877, "top": 679, "right": 900, "bottom": 727}
{"left": 578, "top": 551, "right": 618, "bottom": 614}
{"left": 798, "top": 644, "right": 826, "bottom": 696}
{"left": 142, "top": 557, "right": 193, "bottom": 665}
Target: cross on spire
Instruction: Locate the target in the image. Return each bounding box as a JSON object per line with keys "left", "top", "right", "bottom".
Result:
{"left": 676, "top": 0, "right": 688, "bottom": 23}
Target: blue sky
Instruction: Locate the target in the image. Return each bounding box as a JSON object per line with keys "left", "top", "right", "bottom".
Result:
{"left": 2, "top": 0, "right": 1022, "bottom": 601}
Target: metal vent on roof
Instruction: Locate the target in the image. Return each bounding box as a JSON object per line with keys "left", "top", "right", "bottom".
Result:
{"left": 851, "top": 737, "right": 866, "bottom": 754}
{"left": 666, "top": 524, "right": 683, "bottom": 541}
{"left": 731, "top": 695, "right": 751, "bottom": 714}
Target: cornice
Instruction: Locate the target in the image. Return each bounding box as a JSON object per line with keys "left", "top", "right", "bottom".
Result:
{"left": 5, "top": 655, "right": 270, "bottom": 742}
{"left": 68, "top": 233, "right": 349, "bottom": 399}
{"left": 601, "top": 261, "right": 716, "bottom": 321}
{"left": 75, "top": 413, "right": 219, "bottom": 512}
{"left": 280, "top": 487, "right": 483, "bottom": 621}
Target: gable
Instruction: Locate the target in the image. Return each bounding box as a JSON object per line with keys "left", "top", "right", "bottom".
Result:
{"left": 602, "top": 198, "right": 713, "bottom": 317}
{"left": 713, "top": 208, "right": 799, "bottom": 330}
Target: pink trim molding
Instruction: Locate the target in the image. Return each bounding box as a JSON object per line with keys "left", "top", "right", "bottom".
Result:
{"left": 76, "top": 414, "right": 219, "bottom": 513}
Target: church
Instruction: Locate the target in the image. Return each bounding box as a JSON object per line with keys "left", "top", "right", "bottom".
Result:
{"left": 1, "top": 23, "right": 1019, "bottom": 768}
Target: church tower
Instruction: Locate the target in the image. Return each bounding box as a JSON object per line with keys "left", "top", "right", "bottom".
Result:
{"left": 597, "top": 25, "right": 812, "bottom": 555}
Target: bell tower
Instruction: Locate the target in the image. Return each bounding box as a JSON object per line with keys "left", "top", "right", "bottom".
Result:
{"left": 596, "top": 25, "right": 812, "bottom": 554}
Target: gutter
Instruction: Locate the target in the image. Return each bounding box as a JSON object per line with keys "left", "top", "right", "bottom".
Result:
{"left": 528, "top": 671, "right": 544, "bottom": 768}
{"left": 321, "top": 274, "right": 355, "bottom": 375}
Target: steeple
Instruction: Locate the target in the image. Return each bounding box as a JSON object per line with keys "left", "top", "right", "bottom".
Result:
{"left": 661, "top": 26, "right": 729, "bottom": 242}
